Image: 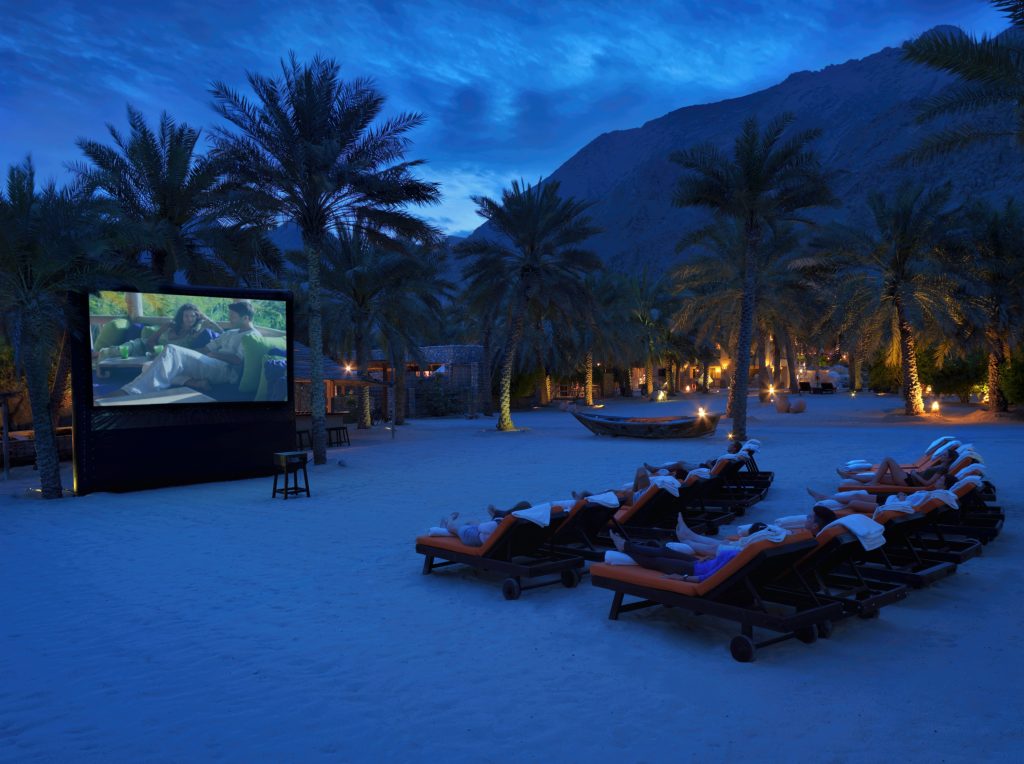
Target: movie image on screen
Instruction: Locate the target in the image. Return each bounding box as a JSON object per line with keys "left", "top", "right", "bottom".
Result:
{"left": 90, "top": 291, "right": 290, "bottom": 406}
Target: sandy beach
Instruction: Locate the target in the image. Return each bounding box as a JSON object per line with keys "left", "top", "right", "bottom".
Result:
{"left": 1, "top": 393, "right": 1021, "bottom": 762}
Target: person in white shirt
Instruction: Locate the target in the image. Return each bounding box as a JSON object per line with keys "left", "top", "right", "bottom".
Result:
{"left": 119, "top": 300, "right": 262, "bottom": 396}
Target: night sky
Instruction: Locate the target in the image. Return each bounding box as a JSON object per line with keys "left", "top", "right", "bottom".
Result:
{"left": 0, "top": 1, "right": 1007, "bottom": 235}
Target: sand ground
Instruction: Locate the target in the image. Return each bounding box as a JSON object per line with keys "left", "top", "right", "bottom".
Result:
{"left": 1, "top": 392, "right": 1021, "bottom": 762}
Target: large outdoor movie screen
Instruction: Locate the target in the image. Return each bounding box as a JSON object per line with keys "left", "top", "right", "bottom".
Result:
{"left": 90, "top": 291, "right": 290, "bottom": 406}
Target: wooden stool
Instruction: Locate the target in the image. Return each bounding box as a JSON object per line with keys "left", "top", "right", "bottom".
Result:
{"left": 272, "top": 451, "right": 310, "bottom": 499}
{"left": 327, "top": 425, "right": 350, "bottom": 447}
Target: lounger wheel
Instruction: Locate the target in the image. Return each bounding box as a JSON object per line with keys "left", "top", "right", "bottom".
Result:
{"left": 730, "top": 635, "right": 756, "bottom": 663}
{"left": 561, "top": 569, "right": 581, "bottom": 588}
{"left": 502, "top": 578, "right": 522, "bottom": 600}
{"left": 795, "top": 625, "right": 818, "bottom": 645}
{"left": 816, "top": 620, "right": 834, "bottom": 639}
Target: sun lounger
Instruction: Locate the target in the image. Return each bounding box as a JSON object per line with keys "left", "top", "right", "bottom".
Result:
{"left": 613, "top": 480, "right": 735, "bottom": 537}
{"left": 590, "top": 533, "right": 844, "bottom": 662}
{"left": 764, "top": 524, "right": 909, "bottom": 619}
{"left": 416, "top": 504, "right": 585, "bottom": 599}
{"left": 549, "top": 498, "right": 630, "bottom": 562}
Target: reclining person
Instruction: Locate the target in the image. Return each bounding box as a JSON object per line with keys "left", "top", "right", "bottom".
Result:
{"left": 118, "top": 300, "right": 261, "bottom": 396}
{"left": 573, "top": 468, "right": 681, "bottom": 507}
{"left": 804, "top": 487, "right": 878, "bottom": 514}
{"left": 840, "top": 450, "right": 955, "bottom": 489}
{"left": 643, "top": 439, "right": 743, "bottom": 476}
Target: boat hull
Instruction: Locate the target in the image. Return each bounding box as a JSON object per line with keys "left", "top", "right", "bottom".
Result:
{"left": 572, "top": 411, "right": 721, "bottom": 439}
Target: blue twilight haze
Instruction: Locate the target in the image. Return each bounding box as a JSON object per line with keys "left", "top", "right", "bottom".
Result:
{"left": 0, "top": 1, "right": 1006, "bottom": 235}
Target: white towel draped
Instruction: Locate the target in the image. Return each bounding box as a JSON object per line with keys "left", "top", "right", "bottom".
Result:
{"left": 775, "top": 514, "right": 810, "bottom": 531}
{"left": 603, "top": 550, "right": 638, "bottom": 566}
{"left": 511, "top": 502, "right": 552, "bottom": 527}
{"left": 649, "top": 475, "right": 682, "bottom": 496}
{"left": 926, "top": 435, "right": 957, "bottom": 454}
{"left": 821, "top": 514, "right": 886, "bottom": 550}
{"left": 585, "top": 491, "right": 621, "bottom": 508}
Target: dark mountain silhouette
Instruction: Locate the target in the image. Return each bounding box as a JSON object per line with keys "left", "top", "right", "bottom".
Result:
{"left": 468, "top": 26, "right": 1023, "bottom": 272}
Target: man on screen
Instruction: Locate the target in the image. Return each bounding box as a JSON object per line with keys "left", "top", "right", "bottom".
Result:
{"left": 119, "top": 300, "right": 261, "bottom": 396}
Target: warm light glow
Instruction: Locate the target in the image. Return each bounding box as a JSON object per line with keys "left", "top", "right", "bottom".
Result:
{"left": 344, "top": 364, "right": 353, "bottom": 372}
{"left": 851, "top": 390, "right": 857, "bottom": 397}
{"left": 925, "top": 385, "right": 933, "bottom": 395}
{"left": 727, "top": 432, "right": 733, "bottom": 439}
{"left": 768, "top": 385, "right": 775, "bottom": 395}
{"left": 656, "top": 390, "right": 667, "bottom": 402}
{"left": 684, "top": 384, "right": 691, "bottom": 393}
{"left": 698, "top": 407, "right": 706, "bottom": 417}
{"left": 931, "top": 401, "right": 940, "bottom": 413}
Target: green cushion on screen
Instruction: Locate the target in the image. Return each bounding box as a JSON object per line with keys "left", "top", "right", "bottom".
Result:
{"left": 94, "top": 319, "right": 130, "bottom": 349}
{"left": 239, "top": 334, "right": 287, "bottom": 393}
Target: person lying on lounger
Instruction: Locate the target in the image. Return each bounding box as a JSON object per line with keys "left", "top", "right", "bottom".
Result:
{"left": 642, "top": 439, "right": 742, "bottom": 476}
{"left": 805, "top": 488, "right": 879, "bottom": 514}
{"left": 436, "top": 502, "right": 533, "bottom": 546}
{"left": 841, "top": 451, "right": 956, "bottom": 488}
{"left": 572, "top": 467, "right": 682, "bottom": 506}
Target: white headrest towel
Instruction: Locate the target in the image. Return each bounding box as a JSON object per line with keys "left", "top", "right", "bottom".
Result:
{"left": 955, "top": 463, "right": 986, "bottom": 479}
{"left": 604, "top": 550, "right": 638, "bottom": 566}
{"left": 926, "top": 435, "right": 957, "bottom": 454}
{"left": 682, "top": 468, "right": 711, "bottom": 486}
{"left": 746, "top": 438, "right": 762, "bottom": 446}
{"left": 717, "top": 452, "right": 742, "bottom": 461}
{"left": 822, "top": 515, "right": 886, "bottom": 551}
{"left": 932, "top": 439, "right": 961, "bottom": 458}
{"left": 952, "top": 475, "right": 983, "bottom": 494}
{"left": 511, "top": 502, "right": 552, "bottom": 527}
{"left": 742, "top": 441, "right": 760, "bottom": 453}
{"left": 649, "top": 475, "right": 682, "bottom": 496}
{"left": 876, "top": 495, "right": 915, "bottom": 516}
{"left": 908, "top": 489, "right": 959, "bottom": 510}
{"left": 815, "top": 499, "right": 843, "bottom": 511}
{"left": 585, "top": 491, "right": 621, "bottom": 508}
{"left": 738, "top": 524, "right": 789, "bottom": 546}
{"left": 843, "top": 460, "right": 873, "bottom": 469}
{"left": 551, "top": 499, "right": 577, "bottom": 511}
{"left": 775, "top": 514, "right": 810, "bottom": 531}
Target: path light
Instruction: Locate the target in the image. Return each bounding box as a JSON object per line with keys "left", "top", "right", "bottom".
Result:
{"left": 698, "top": 407, "right": 706, "bottom": 417}
{"left": 656, "top": 390, "right": 667, "bottom": 402}
{"left": 727, "top": 432, "right": 733, "bottom": 439}
{"left": 851, "top": 390, "right": 857, "bottom": 398}
{"left": 768, "top": 384, "right": 775, "bottom": 400}
{"left": 931, "top": 400, "right": 940, "bottom": 414}
{"left": 344, "top": 364, "right": 353, "bottom": 373}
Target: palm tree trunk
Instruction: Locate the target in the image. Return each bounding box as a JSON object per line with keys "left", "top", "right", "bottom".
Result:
{"left": 304, "top": 239, "right": 328, "bottom": 464}
{"left": 24, "top": 338, "right": 63, "bottom": 498}
{"left": 986, "top": 326, "right": 1008, "bottom": 412}
{"left": 498, "top": 309, "right": 526, "bottom": 431}
{"left": 537, "top": 369, "right": 551, "bottom": 406}
{"left": 585, "top": 350, "right": 594, "bottom": 406}
{"left": 731, "top": 262, "right": 757, "bottom": 440}
{"left": 48, "top": 331, "right": 72, "bottom": 427}
{"left": 481, "top": 324, "right": 494, "bottom": 416}
{"left": 668, "top": 361, "right": 678, "bottom": 396}
{"left": 701, "top": 363, "right": 710, "bottom": 394}
{"left": 848, "top": 345, "right": 860, "bottom": 392}
{"left": 895, "top": 296, "right": 925, "bottom": 415}
{"left": 355, "top": 322, "right": 372, "bottom": 430}
{"left": 393, "top": 347, "right": 407, "bottom": 425}
{"left": 781, "top": 327, "right": 799, "bottom": 393}
{"left": 725, "top": 375, "right": 735, "bottom": 417}
{"left": 645, "top": 355, "right": 654, "bottom": 397}
{"left": 771, "top": 334, "right": 782, "bottom": 386}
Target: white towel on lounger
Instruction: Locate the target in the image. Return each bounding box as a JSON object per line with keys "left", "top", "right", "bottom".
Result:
{"left": 649, "top": 475, "right": 682, "bottom": 496}
{"left": 428, "top": 526, "right": 454, "bottom": 536}
{"left": 955, "top": 463, "right": 986, "bottom": 480}
{"left": 875, "top": 496, "right": 915, "bottom": 516}
{"left": 666, "top": 542, "right": 695, "bottom": 555}
{"left": 681, "top": 468, "right": 711, "bottom": 486}
{"left": 908, "top": 489, "right": 959, "bottom": 511}
{"left": 511, "top": 502, "right": 552, "bottom": 527}
{"left": 926, "top": 435, "right": 957, "bottom": 454}
{"left": 585, "top": 491, "right": 620, "bottom": 508}
{"left": 950, "top": 475, "right": 983, "bottom": 495}
{"left": 821, "top": 515, "right": 886, "bottom": 551}
{"left": 604, "top": 550, "right": 638, "bottom": 565}
{"left": 551, "top": 499, "right": 577, "bottom": 510}
{"left": 836, "top": 490, "right": 872, "bottom": 501}
{"left": 932, "top": 439, "right": 961, "bottom": 458}
{"left": 737, "top": 524, "right": 788, "bottom": 546}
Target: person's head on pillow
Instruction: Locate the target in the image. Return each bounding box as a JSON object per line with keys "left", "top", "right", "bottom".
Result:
{"left": 726, "top": 440, "right": 742, "bottom": 454}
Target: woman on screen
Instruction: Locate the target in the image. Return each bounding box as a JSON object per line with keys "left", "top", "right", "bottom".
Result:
{"left": 146, "top": 303, "right": 219, "bottom": 353}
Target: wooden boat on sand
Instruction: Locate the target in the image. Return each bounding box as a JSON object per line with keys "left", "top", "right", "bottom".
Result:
{"left": 572, "top": 410, "right": 721, "bottom": 439}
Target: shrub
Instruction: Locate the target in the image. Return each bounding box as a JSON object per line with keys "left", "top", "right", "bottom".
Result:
{"left": 415, "top": 376, "right": 463, "bottom": 417}
{"left": 923, "top": 354, "right": 986, "bottom": 403}
{"left": 1002, "top": 353, "right": 1024, "bottom": 405}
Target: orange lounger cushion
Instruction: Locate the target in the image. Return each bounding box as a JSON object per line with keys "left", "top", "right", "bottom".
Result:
{"left": 415, "top": 505, "right": 570, "bottom": 557}
{"left": 591, "top": 533, "right": 811, "bottom": 597}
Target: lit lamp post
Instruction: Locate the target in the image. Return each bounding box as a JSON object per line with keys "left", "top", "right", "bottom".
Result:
{"left": 931, "top": 400, "right": 940, "bottom": 414}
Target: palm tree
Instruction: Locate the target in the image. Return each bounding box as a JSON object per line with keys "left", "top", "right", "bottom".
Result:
{"left": 0, "top": 159, "right": 150, "bottom": 498}
{"left": 625, "top": 270, "right": 680, "bottom": 398}
{"left": 671, "top": 113, "right": 834, "bottom": 440}
{"left": 576, "top": 271, "right": 632, "bottom": 406}
{"left": 959, "top": 199, "right": 1024, "bottom": 410}
{"left": 809, "top": 183, "right": 966, "bottom": 415}
{"left": 458, "top": 179, "right": 601, "bottom": 431}
{"left": 211, "top": 54, "right": 440, "bottom": 463}
{"left": 901, "top": 3, "right": 1024, "bottom": 163}
{"left": 74, "top": 106, "right": 279, "bottom": 284}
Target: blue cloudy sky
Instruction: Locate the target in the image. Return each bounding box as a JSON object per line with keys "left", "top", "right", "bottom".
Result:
{"left": 0, "top": 1, "right": 1007, "bottom": 235}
